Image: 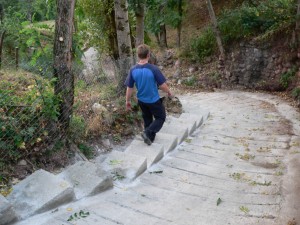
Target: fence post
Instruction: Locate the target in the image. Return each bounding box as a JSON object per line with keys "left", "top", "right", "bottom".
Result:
{"left": 15, "top": 47, "right": 19, "bottom": 70}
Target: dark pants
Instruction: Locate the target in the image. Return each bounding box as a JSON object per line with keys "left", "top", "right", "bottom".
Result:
{"left": 138, "top": 99, "right": 166, "bottom": 142}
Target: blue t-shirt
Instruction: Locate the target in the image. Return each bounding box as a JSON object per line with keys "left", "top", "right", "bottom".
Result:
{"left": 125, "top": 63, "right": 166, "bottom": 103}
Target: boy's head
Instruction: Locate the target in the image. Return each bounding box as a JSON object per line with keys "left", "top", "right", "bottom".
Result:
{"left": 137, "top": 44, "right": 150, "bottom": 60}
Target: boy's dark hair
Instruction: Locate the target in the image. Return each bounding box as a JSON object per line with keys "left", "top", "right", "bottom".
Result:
{"left": 137, "top": 44, "right": 150, "bottom": 59}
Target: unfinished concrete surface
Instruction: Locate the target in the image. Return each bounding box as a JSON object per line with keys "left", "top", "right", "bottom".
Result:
{"left": 8, "top": 91, "right": 300, "bottom": 225}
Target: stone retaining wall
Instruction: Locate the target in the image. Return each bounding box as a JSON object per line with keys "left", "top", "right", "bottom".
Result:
{"left": 225, "top": 41, "right": 300, "bottom": 91}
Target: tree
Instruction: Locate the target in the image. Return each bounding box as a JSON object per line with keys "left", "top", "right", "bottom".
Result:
{"left": 296, "top": 0, "right": 300, "bottom": 43}
{"left": 77, "top": 0, "right": 119, "bottom": 59}
{"left": 163, "top": 0, "right": 185, "bottom": 48}
{"left": 53, "top": 0, "right": 75, "bottom": 136}
{"left": 145, "top": 0, "right": 185, "bottom": 48}
{"left": 0, "top": 4, "right": 3, "bottom": 24}
{"left": 130, "top": 0, "right": 145, "bottom": 47}
{"left": 176, "top": 0, "right": 183, "bottom": 47}
{"left": 114, "top": 0, "right": 134, "bottom": 93}
{"left": 206, "top": 0, "right": 225, "bottom": 60}
{"left": 0, "top": 30, "right": 5, "bottom": 69}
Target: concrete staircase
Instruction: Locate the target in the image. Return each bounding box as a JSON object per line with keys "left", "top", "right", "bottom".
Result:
{"left": 0, "top": 104, "right": 209, "bottom": 225}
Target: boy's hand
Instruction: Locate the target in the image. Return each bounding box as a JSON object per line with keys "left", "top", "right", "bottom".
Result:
{"left": 126, "top": 101, "right": 132, "bottom": 111}
{"left": 167, "top": 91, "right": 174, "bottom": 99}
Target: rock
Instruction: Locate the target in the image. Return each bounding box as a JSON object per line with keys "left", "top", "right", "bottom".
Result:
{"left": 92, "top": 103, "right": 107, "bottom": 115}
{"left": 164, "top": 49, "right": 174, "bottom": 60}
{"left": 177, "top": 79, "right": 182, "bottom": 85}
{"left": 92, "top": 103, "right": 112, "bottom": 125}
{"left": 17, "top": 160, "right": 27, "bottom": 166}
{"left": 80, "top": 48, "right": 117, "bottom": 84}
{"left": 189, "top": 66, "right": 198, "bottom": 73}
{"left": 174, "top": 60, "right": 181, "bottom": 68}
{"left": 173, "top": 69, "right": 181, "bottom": 78}
{"left": 102, "top": 139, "right": 111, "bottom": 148}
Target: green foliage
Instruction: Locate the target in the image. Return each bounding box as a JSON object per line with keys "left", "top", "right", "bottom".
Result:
{"left": 78, "top": 143, "right": 94, "bottom": 159}
{"left": 68, "top": 115, "right": 87, "bottom": 142}
{"left": 1, "top": 0, "right": 56, "bottom": 55}
{"left": 145, "top": 0, "right": 186, "bottom": 35}
{"left": 187, "top": 0, "right": 296, "bottom": 61}
{"left": 67, "top": 210, "right": 90, "bottom": 222}
{"left": 0, "top": 73, "right": 59, "bottom": 163}
{"left": 189, "top": 27, "right": 217, "bottom": 61}
{"left": 183, "top": 75, "right": 198, "bottom": 86}
{"left": 76, "top": 0, "right": 114, "bottom": 53}
{"left": 218, "top": 0, "right": 296, "bottom": 44}
{"left": 280, "top": 67, "right": 297, "bottom": 89}
{"left": 292, "top": 87, "right": 300, "bottom": 99}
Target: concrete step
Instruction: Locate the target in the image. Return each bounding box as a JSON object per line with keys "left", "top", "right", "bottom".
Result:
{"left": 99, "top": 150, "right": 147, "bottom": 182}
{"left": 125, "top": 140, "right": 164, "bottom": 168}
{"left": 179, "top": 112, "right": 203, "bottom": 128}
{"left": 179, "top": 101, "right": 211, "bottom": 119}
{"left": 0, "top": 194, "right": 17, "bottom": 225}
{"left": 7, "top": 169, "right": 75, "bottom": 220}
{"left": 57, "top": 161, "right": 113, "bottom": 200}
{"left": 167, "top": 116, "right": 197, "bottom": 135}
{"left": 136, "top": 132, "right": 178, "bottom": 155}
{"left": 160, "top": 121, "right": 189, "bottom": 143}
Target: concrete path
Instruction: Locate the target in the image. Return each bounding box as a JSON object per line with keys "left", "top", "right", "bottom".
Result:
{"left": 7, "top": 91, "right": 300, "bottom": 225}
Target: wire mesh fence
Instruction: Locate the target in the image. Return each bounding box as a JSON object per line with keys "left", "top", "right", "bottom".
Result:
{"left": 0, "top": 49, "right": 127, "bottom": 176}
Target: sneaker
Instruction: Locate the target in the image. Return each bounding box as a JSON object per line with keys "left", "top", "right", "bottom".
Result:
{"left": 141, "top": 132, "right": 152, "bottom": 146}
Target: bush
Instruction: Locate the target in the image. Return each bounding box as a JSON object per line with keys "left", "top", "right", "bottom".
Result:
{"left": 292, "top": 87, "right": 300, "bottom": 99}
{"left": 219, "top": 0, "right": 296, "bottom": 44}
{"left": 68, "top": 115, "right": 87, "bottom": 142}
{"left": 280, "top": 67, "right": 297, "bottom": 89}
{"left": 0, "top": 72, "right": 59, "bottom": 163}
{"left": 188, "top": 0, "right": 296, "bottom": 61}
{"left": 189, "top": 27, "right": 217, "bottom": 61}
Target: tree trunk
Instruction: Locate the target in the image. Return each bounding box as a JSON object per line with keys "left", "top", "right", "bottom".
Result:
{"left": 114, "top": 0, "right": 133, "bottom": 93}
{"left": 27, "top": 0, "right": 34, "bottom": 23}
{"left": 105, "top": 0, "right": 119, "bottom": 60}
{"left": 159, "top": 24, "right": 168, "bottom": 48}
{"left": 53, "top": 0, "right": 75, "bottom": 136}
{"left": 135, "top": 0, "right": 145, "bottom": 47}
{"left": 296, "top": 0, "right": 300, "bottom": 43}
{"left": 206, "top": 0, "right": 225, "bottom": 60}
{"left": 0, "top": 30, "right": 6, "bottom": 70}
{"left": 155, "top": 33, "right": 160, "bottom": 45}
{"left": 176, "top": 0, "right": 183, "bottom": 48}
{"left": 0, "top": 4, "right": 3, "bottom": 24}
